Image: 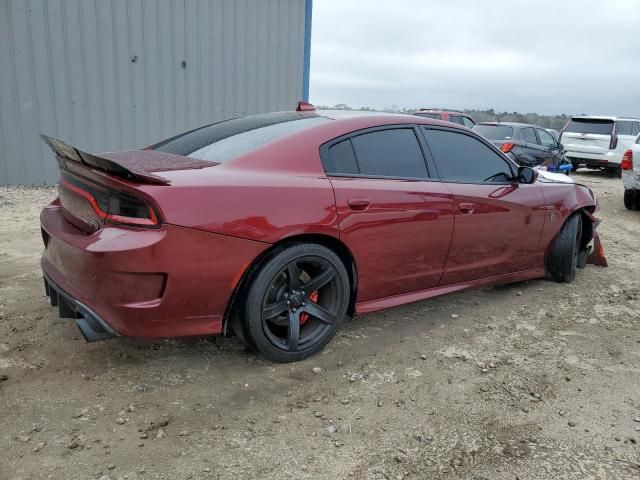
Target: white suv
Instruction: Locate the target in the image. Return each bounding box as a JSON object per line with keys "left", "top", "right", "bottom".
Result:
{"left": 560, "top": 116, "right": 640, "bottom": 176}
{"left": 622, "top": 136, "right": 640, "bottom": 210}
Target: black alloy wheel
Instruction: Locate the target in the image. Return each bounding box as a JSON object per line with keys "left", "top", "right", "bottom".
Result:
{"left": 241, "top": 244, "right": 350, "bottom": 362}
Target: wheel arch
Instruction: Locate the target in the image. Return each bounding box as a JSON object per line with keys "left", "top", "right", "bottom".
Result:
{"left": 544, "top": 206, "right": 594, "bottom": 266}
{"left": 223, "top": 233, "right": 358, "bottom": 336}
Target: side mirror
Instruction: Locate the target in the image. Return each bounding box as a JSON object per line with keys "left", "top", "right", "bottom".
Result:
{"left": 518, "top": 166, "right": 538, "bottom": 184}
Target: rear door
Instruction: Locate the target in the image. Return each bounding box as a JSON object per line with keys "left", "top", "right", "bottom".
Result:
{"left": 421, "top": 127, "right": 547, "bottom": 284}
{"left": 322, "top": 126, "right": 454, "bottom": 302}
{"left": 561, "top": 118, "right": 613, "bottom": 155}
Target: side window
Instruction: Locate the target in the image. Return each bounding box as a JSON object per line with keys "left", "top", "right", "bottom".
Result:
{"left": 536, "top": 128, "right": 556, "bottom": 147}
{"left": 615, "top": 121, "right": 634, "bottom": 136}
{"left": 521, "top": 127, "right": 539, "bottom": 144}
{"left": 325, "top": 139, "right": 359, "bottom": 175}
{"left": 461, "top": 117, "right": 475, "bottom": 128}
{"left": 422, "top": 128, "right": 514, "bottom": 183}
{"left": 350, "top": 129, "right": 429, "bottom": 178}
{"left": 448, "top": 115, "right": 462, "bottom": 125}
{"left": 633, "top": 122, "right": 640, "bottom": 136}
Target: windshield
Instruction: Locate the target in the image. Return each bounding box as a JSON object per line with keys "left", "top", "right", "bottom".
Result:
{"left": 152, "top": 112, "right": 330, "bottom": 162}
{"left": 564, "top": 119, "right": 613, "bottom": 135}
{"left": 472, "top": 124, "right": 514, "bottom": 140}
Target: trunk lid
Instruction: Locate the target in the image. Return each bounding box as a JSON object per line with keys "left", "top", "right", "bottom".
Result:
{"left": 41, "top": 136, "right": 215, "bottom": 233}
{"left": 560, "top": 118, "right": 613, "bottom": 155}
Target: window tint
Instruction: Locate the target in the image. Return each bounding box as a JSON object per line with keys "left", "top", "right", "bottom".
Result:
{"left": 461, "top": 117, "right": 475, "bottom": 128}
{"left": 521, "top": 127, "right": 538, "bottom": 144}
{"left": 473, "top": 124, "right": 514, "bottom": 140}
{"left": 325, "top": 139, "right": 359, "bottom": 175}
{"left": 615, "top": 121, "right": 634, "bottom": 136}
{"left": 350, "top": 129, "right": 428, "bottom": 178}
{"left": 423, "top": 129, "right": 514, "bottom": 183}
{"left": 564, "top": 119, "right": 613, "bottom": 135}
{"left": 448, "top": 115, "right": 463, "bottom": 125}
{"left": 536, "top": 128, "right": 556, "bottom": 147}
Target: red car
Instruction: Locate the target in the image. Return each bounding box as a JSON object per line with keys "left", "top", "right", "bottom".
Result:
{"left": 40, "top": 105, "right": 606, "bottom": 362}
{"left": 412, "top": 109, "right": 476, "bottom": 128}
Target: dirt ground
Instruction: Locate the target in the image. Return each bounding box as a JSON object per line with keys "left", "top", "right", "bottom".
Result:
{"left": 1, "top": 171, "right": 639, "bottom": 480}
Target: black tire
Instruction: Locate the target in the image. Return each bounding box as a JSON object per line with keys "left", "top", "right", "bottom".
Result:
{"left": 546, "top": 214, "right": 583, "bottom": 283}
{"left": 608, "top": 166, "right": 622, "bottom": 178}
{"left": 624, "top": 189, "right": 640, "bottom": 210}
{"left": 240, "top": 243, "right": 350, "bottom": 362}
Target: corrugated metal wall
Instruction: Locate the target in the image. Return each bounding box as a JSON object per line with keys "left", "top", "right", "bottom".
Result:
{"left": 0, "top": 0, "right": 309, "bottom": 186}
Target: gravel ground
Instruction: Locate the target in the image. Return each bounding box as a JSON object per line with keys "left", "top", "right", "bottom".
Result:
{"left": 1, "top": 171, "right": 639, "bottom": 480}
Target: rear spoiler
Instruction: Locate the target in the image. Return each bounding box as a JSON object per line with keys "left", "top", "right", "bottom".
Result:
{"left": 40, "top": 135, "right": 170, "bottom": 185}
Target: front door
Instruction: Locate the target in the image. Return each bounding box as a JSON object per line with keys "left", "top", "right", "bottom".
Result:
{"left": 420, "top": 127, "right": 547, "bottom": 285}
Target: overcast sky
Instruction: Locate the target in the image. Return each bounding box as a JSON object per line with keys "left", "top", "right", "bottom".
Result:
{"left": 309, "top": 0, "right": 640, "bottom": 116}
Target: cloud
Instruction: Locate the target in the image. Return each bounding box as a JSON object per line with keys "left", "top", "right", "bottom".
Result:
{"left": 310, "top": 0, "right": 640, "bottom": 115}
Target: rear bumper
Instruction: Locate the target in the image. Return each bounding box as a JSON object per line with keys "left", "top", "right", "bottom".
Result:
{"left": 43, "top": 271, "right": 117, "bottom": 341}
{"left": 40, "top": 202, "right": 268, "bottom": 340}
{"left": 565, "top": 150, "right": 621, "bottom": 168}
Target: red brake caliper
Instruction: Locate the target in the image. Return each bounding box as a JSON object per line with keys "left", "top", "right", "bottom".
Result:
{"left": 299, "top": 291, "right": 319, "bottom": 325}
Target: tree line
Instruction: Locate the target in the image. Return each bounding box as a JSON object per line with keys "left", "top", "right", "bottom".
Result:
{"left": 317, "top": 104, "right": 573, "bottom": 130}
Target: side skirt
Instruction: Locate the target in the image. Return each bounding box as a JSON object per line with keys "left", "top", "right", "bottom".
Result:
{"left": 355, "top": 268, "right": 546, "bottom": 315}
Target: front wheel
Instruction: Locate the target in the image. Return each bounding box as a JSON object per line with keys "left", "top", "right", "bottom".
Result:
{"left": 546, "top": 214, "right": 583, "bottom": 283}
{"left": 240, "top": 244, "right": 350, "bottom": 362}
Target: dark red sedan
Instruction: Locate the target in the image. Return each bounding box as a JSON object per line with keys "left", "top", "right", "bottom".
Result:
{"left": 40, "top": 105, "right": 606, "bottom": 362}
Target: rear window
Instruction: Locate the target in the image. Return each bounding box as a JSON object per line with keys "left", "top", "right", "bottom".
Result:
{"left": 472, "top": 124, "right": 514, "bottom": 140}
{"left": 564, "top": 119, "right": 613, "bottom": 135}
{"left": 152, "top": 112, "right": 329, "bottom": 162}
{"left": 350, "top": 129, "right": 429, "bottom": 178}
{"left": 414, "top": 112, "right": 441, "bottom": 120}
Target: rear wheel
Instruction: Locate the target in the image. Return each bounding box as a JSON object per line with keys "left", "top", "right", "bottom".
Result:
{"left": 546, "top": 214, "right": 583, "bottom": 283}
{"left": 608, "top": 166, "right": 622, "bottom": 178}
{"left": 624, "top": 189, "right": 640, "bottom": 210}
{"left": 240, "top": 244, "right": 350, "bottom": 362}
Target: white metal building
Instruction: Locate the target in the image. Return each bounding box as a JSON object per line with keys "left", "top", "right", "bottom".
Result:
{"left": 0, "top": 0, "right": 312, "bottom": 185}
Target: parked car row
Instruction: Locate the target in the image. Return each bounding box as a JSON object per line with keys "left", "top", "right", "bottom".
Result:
{"left": 472, "top": 122, "right": 571, "bottom": 173}
{"left": 412, "top": 110, "right": 571, "bottom": 173}
{"left": 412, "top": 111, "right": 640, "bottom": 210}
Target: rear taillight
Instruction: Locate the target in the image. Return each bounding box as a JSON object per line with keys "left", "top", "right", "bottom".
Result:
{"left": 60, "top": 175, "right": 160, "bottom": 228}
{"left": 500, "top": 143, "right": 515, "bottom": 153}
{"left": 609, "top": 134, "right": 618, "bottom": 150}
{"left": 621, "top": 150, "right": 633, "bottom": 170}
